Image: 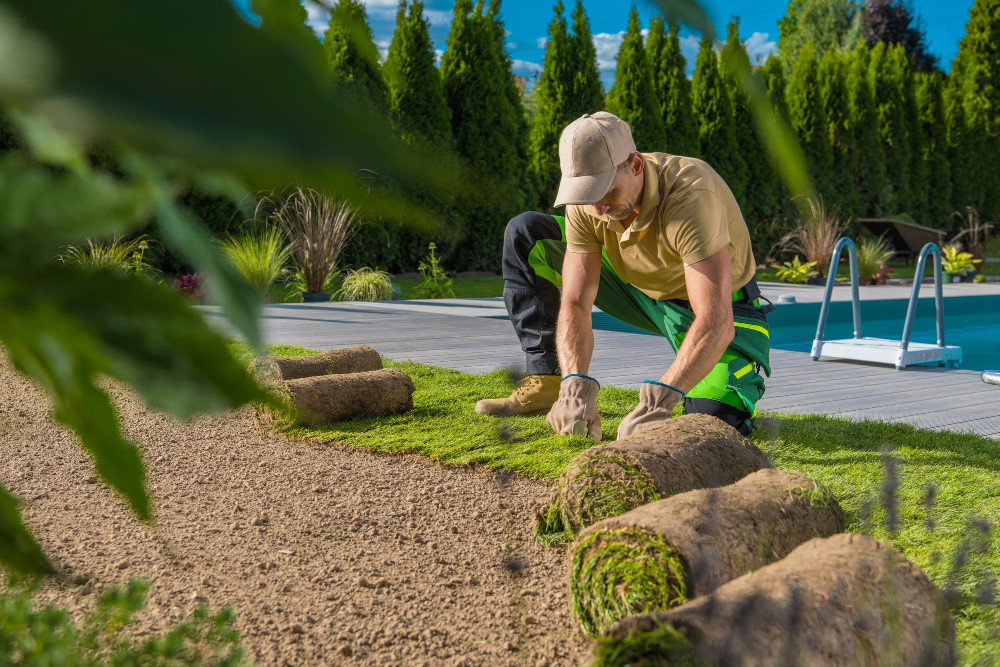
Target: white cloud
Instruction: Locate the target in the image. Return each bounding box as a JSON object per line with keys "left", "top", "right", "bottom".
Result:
{"left": 506, "top": 41, "right": 518, "bottom": 50}
{"left": 591, "top": 29, "right": 649, "bottom": 72}
{"left": 537, "top": 36, "right": 548, "bottom": 49}
{"left": 511, "top": 59, "right": 543, "bottom": 75}
{"left": 743, "top": 31, "right": 777, "bottom": 65}
{"left": 375, "top": 38, "right": 390, "bottom": 63}
{"left": 304, "top": 2, "right": 329, "bottom": 36}
{"left": 679, "top": 34, "right": 700, "bottom": 66}
{"left": 435, "top": 48, "right": 444, "bottom": 64}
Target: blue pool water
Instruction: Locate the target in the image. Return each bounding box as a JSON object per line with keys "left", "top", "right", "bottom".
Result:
{"left": 585, "top": 294, "right": 1000, "bottom": 371}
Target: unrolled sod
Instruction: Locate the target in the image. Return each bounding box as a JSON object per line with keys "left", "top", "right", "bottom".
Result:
{"left": 569, "top": 468, "right": 843, "bottom": 636}
{"left": 536, "top": 414, "right": 771, "bottom": 540}
{"left": 251, "top": 344, "right": 382, "bottom": 381}
{"left": 265, "top": 367, "right": 415, "bottom": 427}
{"left": 594, "top": 533, "right": 955, "bottom": 666}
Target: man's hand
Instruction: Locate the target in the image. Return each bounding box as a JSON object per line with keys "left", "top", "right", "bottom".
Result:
{"left": 616, "top": 381, "right": 683, "bottom": 439}
{"left": 546, "top": 375, "right": 601, "bottom": 439}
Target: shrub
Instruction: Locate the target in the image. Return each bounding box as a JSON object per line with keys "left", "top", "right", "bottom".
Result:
{"left": 217, "top": 227, "right": 292, "bottom": 296}
{"left": 771, "top": 255, "right": 818, "bottom": 284}
{"left": 940, "top": 245, "right": 980, "bottom": 275}
{"left": 0, "top": 577, "right": 245, "bottom": 665}
{"left": 856, "top": 234, "right": 895, "bottom": 285}
{"left": 171, "top": 272, "right": 208, "bottom": 303}
{"left": 256, "top": 187, "right": 360, "bottom": 294}
{"left": 58, "top": 234, "right": 156, "bottom": 276}
{"left": 415, "top": 242, "right": 455, "bottom": 299}
{"left": 335, "top": 267, "right": 394, "bottom": 301}
{"left": 776, "top": 195, "right": 848, "bottom": 277}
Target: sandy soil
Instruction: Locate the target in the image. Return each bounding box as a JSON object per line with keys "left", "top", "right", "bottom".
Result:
{"left": 0, "top": 360, "right": 589, "bottom": 665}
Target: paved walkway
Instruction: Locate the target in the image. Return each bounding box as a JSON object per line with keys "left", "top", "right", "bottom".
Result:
{"left": 204, "top": 282, "right": 1000, "bottom": 439}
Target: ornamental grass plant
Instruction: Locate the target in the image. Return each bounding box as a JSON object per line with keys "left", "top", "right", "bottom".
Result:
{"left": 217, "top": 227, "right": 292, "bottom": 296}
{"left": 856, "top": 234, "right": 895, "bottom": 285}
{"left": 58, "top": 234, "right": 156, "bottom": 276}
{"left": 335, "top": 267, "right": 394, "bottom": 301}
{"left": 777, "top": 196, "right": 848, "bottom": 278}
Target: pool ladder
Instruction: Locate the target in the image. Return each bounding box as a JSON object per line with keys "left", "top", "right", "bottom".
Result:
{"left": 811, "top": 238, "right": 963, "bottom": 370}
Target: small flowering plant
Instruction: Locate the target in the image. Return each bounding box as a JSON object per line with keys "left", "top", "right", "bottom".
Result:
{"left": 171, "top": 272, "right": 208, "bottom": 303}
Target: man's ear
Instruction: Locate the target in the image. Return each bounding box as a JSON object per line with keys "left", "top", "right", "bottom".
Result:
{"left": 630, "top": 152, "right": 643, "bottom": 175}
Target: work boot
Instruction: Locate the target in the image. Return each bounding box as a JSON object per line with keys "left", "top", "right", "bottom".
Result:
{"left": 474, "top": 374, "right": 561, "bottom": 417}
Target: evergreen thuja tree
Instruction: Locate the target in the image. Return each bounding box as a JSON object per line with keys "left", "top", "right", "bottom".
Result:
{"left": 692, "top": 36, "right": 744, "bottom": 198}
{"left": 720, "top": 18, "right": 766, "bottom": 222}
{"left": 943, "top": 75, "right": 972, "bottom": 216}
{"left": 254, "top": 0, "right": 327, "bottom": 76}
{"left": 760, "top": 54, "right": 798, "bottom": 220}
{"left": 567, "top": 0, "right": 605, "bottom": 117}
{"left": 819, "top": 47, "right": 859, "bottom": 218}
{"left": 529, "top": 0, "right": 573, "bottom": 207}
{"left": 324, "top": 0, "right": 389, "bottom": 113}
{"left": 787, "top": 41, "right": 834, "bottom": 205}
{"left": 894, "top": 45, "right": 928, "bottom": 222}
{"left": 869, "top": 41, "right": 911, "bottom": 215}
{"left": 915, "top": 72, "right": 952, "bottom": 226}
{"left": 605, "top": 6, "right": 666, "bottom": 151}
{"left": 647, "top": 17, "right": 700, "bottom": 156}
{"left": 845, "top": 39, "right": 887, "bottom": 216}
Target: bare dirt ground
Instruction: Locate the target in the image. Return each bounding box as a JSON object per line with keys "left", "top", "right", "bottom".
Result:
{"left": 0, "top": 360, "right": 589, "bottom": 665}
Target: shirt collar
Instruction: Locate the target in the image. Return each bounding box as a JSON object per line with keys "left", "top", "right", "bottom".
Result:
{"left": 618, "top": 155, "right": 660, "bottom": 244}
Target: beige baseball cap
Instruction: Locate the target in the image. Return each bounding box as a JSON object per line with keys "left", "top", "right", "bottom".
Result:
{"left": 553, "top": 111, "right": 636, "bottom": 208}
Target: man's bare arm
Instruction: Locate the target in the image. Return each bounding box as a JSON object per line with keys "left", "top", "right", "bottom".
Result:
{"left": 556, "top": 250, "right": 602, "bottom": 375}
{"left": 659, "top": 246, "right": 735, "bottom": 390}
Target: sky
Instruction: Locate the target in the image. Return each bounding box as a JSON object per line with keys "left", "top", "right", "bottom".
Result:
{"left": 231, "top": 0, "right": 975, "bottom": 88}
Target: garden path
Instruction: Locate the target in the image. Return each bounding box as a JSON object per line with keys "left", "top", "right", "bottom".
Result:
{"left": 204, "top": 282, "right": 1000, "bottom": 439}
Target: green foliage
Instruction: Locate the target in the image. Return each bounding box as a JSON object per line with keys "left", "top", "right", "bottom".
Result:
{"left": 819, "top": 48, "right": 859, "bottom": 219}
{"left": 253, "top": 0, "right": 326, "bottom": 73}
{"left": 896, "top": 45, "right": 928, "bottom": 223}
{"left": 869, "top": 42, "right": 911, "bottom": 214}
{"left": 692, "top": 37, "right": 744, "bottom": 197}
{"left": 777, "top": 0, "right": 863, "bottom": 76}
{"left": 787, "top": 41, "right": 833, "bottom": 202}
{"left": 0, "top": 577, "right": 245, "bottom": 664}
{"left": 845, "top": 39, "right": 888, "bottom": 217}
{"left": 772, "top": 255, "right": 818, "bottom": 283}
{"left": 58, "top": 234, "right": 156, "bottom": 276}
{"left": 856, "top": 234, "right": 895, "bottom": 283}
{"left": 415, "top": 242, "right": 455, "bottom": 299}
{"left": 940, "top": 245, "right": 981, "bottom": 274}
{"left": 336, "top": 267, "right": 395, "bottom": 301}
{"left": 566, "top": 0, "right": 606, "bottom": 117}
{"left": 605, "top": 6, "right": 666, "bottom": 152}
{"left": 217, "top": 227, "right": 292, "bottom": 296}
{"left": 529, "top": 0, "right": 573, "bottom": 208}
{"left": 324, "top": 0, "right": 390, "bottom": 114}
{"left": 720, "top": 18, "right": 774, "bottom": 225}
{"left": 441, "top": 0, "right": 530, "bottom": 270}
{"left": 647, "top": 17, "right": 700, "bottom": 157}
{"left": 915, "top": 73, "right": 952, "bottom": 226}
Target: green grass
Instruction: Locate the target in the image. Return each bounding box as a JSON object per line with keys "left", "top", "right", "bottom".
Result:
{"left": 235, "top": 341, "right": 1000, "bottom": 662}
{"left": 266, "top": 275, "right": 505, "bottom": 302}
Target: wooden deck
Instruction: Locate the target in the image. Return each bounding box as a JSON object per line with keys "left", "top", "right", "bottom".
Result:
{"left": 204, "top": 290, "right": 1000, "bottom": 439}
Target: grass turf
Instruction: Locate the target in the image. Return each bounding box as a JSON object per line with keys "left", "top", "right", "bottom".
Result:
{"left": 233, "top": 341, "right": 1000, "bottom": 662}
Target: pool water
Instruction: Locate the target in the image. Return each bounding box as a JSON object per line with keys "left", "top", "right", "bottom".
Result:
{"left": 587, "top": 294, "right": 1000, "bottom": 371}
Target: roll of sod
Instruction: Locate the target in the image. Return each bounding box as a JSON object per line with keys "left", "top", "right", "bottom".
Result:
{"left": 536, "top": 414, "right": 771, "bottom": 542}
{"left": 569, "top": 468, "right": 843, "bottom": 637}
{"left": 266, "top": 367, "right": 415, "bottom": 427}
{"left": 594, "top": 533, "right": 955, "bottom": 667}
{"left": 251, "top": 344, "right": 382, "bottom": 381}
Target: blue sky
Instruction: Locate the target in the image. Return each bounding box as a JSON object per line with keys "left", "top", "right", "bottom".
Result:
{"left": 232, "top": 0, "right": 974, "bottom": 88}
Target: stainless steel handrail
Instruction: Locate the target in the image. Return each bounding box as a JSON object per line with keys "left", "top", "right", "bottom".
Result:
{"left": 812, "top": 237, "right": 861, "bottom": 360}
{"left": 898, "top": 243, "right": 944, "bottom": 370}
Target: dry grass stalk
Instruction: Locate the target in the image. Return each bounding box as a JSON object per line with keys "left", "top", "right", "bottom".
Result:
{"left": 948, "top": 206, "right": 992, "bottom": 261}
{"left": 776, "top": 196, "right": 848, "bottom": 278}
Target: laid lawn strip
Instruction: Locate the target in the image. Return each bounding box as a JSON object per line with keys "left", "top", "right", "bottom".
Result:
{"left": 232, "top": 341, "right": 1000, "bottom": 660}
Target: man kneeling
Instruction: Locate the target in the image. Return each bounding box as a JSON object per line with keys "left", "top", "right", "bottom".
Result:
{"left": 475, "top": 112, "right": 772, "bottom": 438}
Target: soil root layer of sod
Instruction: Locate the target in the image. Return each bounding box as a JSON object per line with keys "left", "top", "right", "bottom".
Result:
{"left": 269, "top": 367, "right": 415, "bottom": 427}
{"left": 251, "top": 344, "right": 382, "bottom": 381}
{"left": 538, "top": 414, "right": 771, "bottom": 538}
{"left": 595, "top": 533, "right": 956, "bottom": 667}
{"left": 569, "top": 468, "right": 844, "bottom": 636}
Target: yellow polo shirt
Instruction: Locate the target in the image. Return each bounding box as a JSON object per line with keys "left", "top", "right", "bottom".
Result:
{"left": 565, "top": 153, "right": 755, "bottom": 301}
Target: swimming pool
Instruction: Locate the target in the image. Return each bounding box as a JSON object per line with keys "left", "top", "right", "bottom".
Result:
{"left": 587, "top": 294, "right": 1000, "bottom": 371}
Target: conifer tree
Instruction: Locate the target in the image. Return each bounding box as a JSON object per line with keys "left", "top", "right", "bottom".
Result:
{"left": 385, "top": 0, "right": 453, "bottom": 148}
{"left": 647, "top": 17, "right": 700, "bottom": 156}
{"left": 566, "top": 0, "right": 605, "bottom": 117}
{"left": 777, "top": 0, "right": 863, "bottom": 76}
{"left": 441, "top": 0, "right": 529, "bottom": 269}
{"left": 787, "top": 41, "right": 833, "bottom": 204}
{"left": 254, "top": 0, "right": 326, "bottom": 74}
{"left": 605, "top": 6, "right": 666, "bottom": 151}
{"left": 819, "top": 48, "right": 858, "bottom": 217}
{"left": 528, "top": 1, "right": 573, "bottom": 207}
{"left": 845, "top": 40, "right": 887, "bottom": 216}
{"left": 915, "top": 72, "right": 952, "bottom": 225}
{"left": 869, "top": 41, "right": 910, "bottom": 214}
{"left": 691, "top": 36, "right": 744, "bottom": 199}
{"left": 324, "top": 0, "right": 389, "bottom": 113}
{"left": 894, "top": 45, "right": 927, "bottom": 222}
{"left": 719, "top": 18, "right": 767, "bottom": 221}
{"left": 943, "top": 76, "right": 972, "bottom": 216}
{"left": 761, "top": 54, "right": 790, "bottom": 123}
{"left": 951, "top": 0, "right": 1000, "bottom": 217}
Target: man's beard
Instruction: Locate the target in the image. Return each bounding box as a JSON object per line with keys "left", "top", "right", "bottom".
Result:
{"left": 603, "top": 190, "right": 641, "bottom": 221}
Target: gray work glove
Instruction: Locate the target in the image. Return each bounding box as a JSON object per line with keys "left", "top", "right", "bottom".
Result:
{"left": 616, "top": 381, "right": 684, "bottom": 439}
{"left": 546, "top": 375, "right": 601, "bottom": 439}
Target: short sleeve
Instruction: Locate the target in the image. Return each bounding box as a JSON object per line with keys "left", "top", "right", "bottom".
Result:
{"left": 565, "top": 205, "right": 603, "bottom": 254}
{"left": 663, "top": 190, "right": 731, "bottom": 266}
